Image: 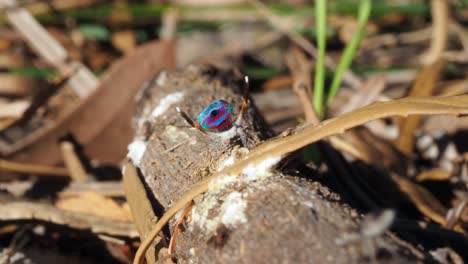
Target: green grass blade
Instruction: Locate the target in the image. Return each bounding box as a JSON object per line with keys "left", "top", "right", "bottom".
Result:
{"left": 313, "top": 0, "right": 327, "bottom": 117}
{"left": 326, "top": 0, "right": 372, "bottom": 107}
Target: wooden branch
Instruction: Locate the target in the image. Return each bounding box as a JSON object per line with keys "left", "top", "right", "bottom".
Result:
{"left": 0, "top": 159, "right": 68, "bottom": 177}
{"left": 0, "top": 201, "right": 138, "bottom": 238}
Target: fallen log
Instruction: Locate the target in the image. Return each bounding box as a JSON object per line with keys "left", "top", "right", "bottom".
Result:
{"left": 125, "top": 66, "right": 426, "bottom": 263}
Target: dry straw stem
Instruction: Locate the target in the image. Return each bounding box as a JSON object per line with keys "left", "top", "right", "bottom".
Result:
{"left": 248, "top": 0, "right": 362, "bottom": 89}
{"left": 336, "top": 77, "right": 386, "bottom": 115}
{"left": 396, "top": 60, "right": 445, "bottom": 154}
{"left": 0, "top": 0, "right": 98, "bottom": 97}
{"left": 59, "top": 181, "right": 124, "bottom": 198}
{"left": 0, "top": 159, "right": 68, "bottom": 177}
{"left": 60, "top": 141, "right": 89, "bottom": 182}
{"left": 9, "top": 0, "right": 101, "bottom": 17}
{"left": 134, "top": 93, "right": 468, "bottom": 264}
{"left": 285, "top": 47, "right": 320, "bottom": 125}
{"left": 416, "top": 168, "right": 451, "bottom": 182}
{"left": 420, "top": 0, "right": 449, "bottom": 65}
{"left": 445, "top": 200, "right": 467, "bottom": 230}
{"left": 391, "top": 173, "right": 466, "bottom": 234}
{"left": 0, "top": 201, "right": 138, "bottom": 237}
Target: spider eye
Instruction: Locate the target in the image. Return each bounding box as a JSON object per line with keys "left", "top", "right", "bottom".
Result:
{"left": 211, "top": 110, "right": 218, "bottom": 116}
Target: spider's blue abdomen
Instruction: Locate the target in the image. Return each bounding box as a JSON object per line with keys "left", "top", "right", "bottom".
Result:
{"left": 198, "top": 100, "right": 233, "bottom": 132}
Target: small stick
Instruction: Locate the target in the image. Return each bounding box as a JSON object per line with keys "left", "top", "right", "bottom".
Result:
{"left": 420, "top": 0, "right": 449, "bottom": 64}
{"left": 0, "top": 159, "right": 68, "bottom": 177}
{"left": 285, "top": 47, "right": 320, "bottom": 125}
{"left": 168, "top": 200, "right": 194, "bottom": 260}
{"left": 60, "top": 141, "right": 89, "bottom": 182}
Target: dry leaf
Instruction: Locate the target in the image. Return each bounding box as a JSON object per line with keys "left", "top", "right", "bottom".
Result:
{"left": 331, "top": 127, "right": 408, "bottom": 174}
{"left": 391, "top": 173, "right": 447, "bottom": 223}
{"left": 56, "top": 190, "right": 132, "bottom": 221}
{"left": 2, "top": 40, "right": 175, "bottom": 165}
{"left": 416, "top": 168, "right": 451, "bottom": 182}
{"left": 262, "top": 75, "right": 292, "bottom": 91}
{"left": 395, "top": 59, "right": 445, "bottom": 154}
{"left": 112, "top": 30, "right": 137, "bottom": 54}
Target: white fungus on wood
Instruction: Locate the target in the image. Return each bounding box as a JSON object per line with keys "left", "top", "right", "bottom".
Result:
{"left": 151, "top": 91, "right": 184, "bottom": 118}
{"left": 191, "top": 156, "right": 282, "bottom": 234}
{"left": 220, "top": 191, "right": 248, "bottom": 226}
{"left": 242, "top": 156, "right": 282, "bottom": 181}
{"left": 127, "top": 139, "right": 147, "bottom": 167}
{"left": 163, "top": 125, "right": 196, "bottom": 145}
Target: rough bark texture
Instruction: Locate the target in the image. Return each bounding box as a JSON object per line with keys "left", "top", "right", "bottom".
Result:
{"left": 130, "top": 66, "right": 426, "bottom": 263}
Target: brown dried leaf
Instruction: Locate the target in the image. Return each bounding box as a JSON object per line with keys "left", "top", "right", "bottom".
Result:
{"left": 390, "top": 173, "right": 449, "bottom": 227}
{"left": 111, "top": 30, "right": 137, "bottom": 55}
{"left": 55, "top": 190, "right": 132, "bottom": 221}
{"left": 387, "top": 172, "right": 465, "bottom": 233}
{"left": 262, "top": 75, "right": 292, "bottom": 91}
{"left": 2, "top": 40, "right": 175, "bottom": 165}
{"left": 395, "top": 59, "right": 445, "bottom": 154}
{"left": 416, "top": 168, "right": 451, "bottom": 182}
{"left": 331, "top": 127, "right": 408, "bottom": 174}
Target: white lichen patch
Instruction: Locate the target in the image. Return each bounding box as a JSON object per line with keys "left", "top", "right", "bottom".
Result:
{"left": 190, "top": 194, "right": 218, "bottom": 233}
{"left": 242, "top": 156, "right": 282, "bottom": 181}
{"left": 151, "top": 92, "right": 184, "bottom": 118}
{"left": 127, "top": 139, "right": 147, "bottom": 166}
{"left": 190, "top": 191, "right": 248, "bottom": 234}
{"left": 218, "top": 156, "right": 235, "bottom": 171}
{"left": 208, "top": 174, "right": 237, "bottom": 192}
{"left": 163, "top": 125, "right": 195, "bottom": 144}
{"left": 220, "top": 191, "right": 248, "bottom": 226}
{"left": 189, "top": 247, "right": 196, "bottom": 256}
{"left": 217, "top": 146, "right": 249, "bottom": 172}
{"left": 190, "top": 156, "right": 282, "bottom": 234}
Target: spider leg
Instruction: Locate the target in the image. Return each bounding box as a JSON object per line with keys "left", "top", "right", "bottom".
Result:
{"left": 176, "top": 107, "right": 207, "bottom": 134}
{"left": 235, "top": 76, "right": 249, "bottom": 126}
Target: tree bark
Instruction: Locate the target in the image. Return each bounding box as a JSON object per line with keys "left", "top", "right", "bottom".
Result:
{"left": 129, "top": 66, "right": 426, "bottom": 263}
